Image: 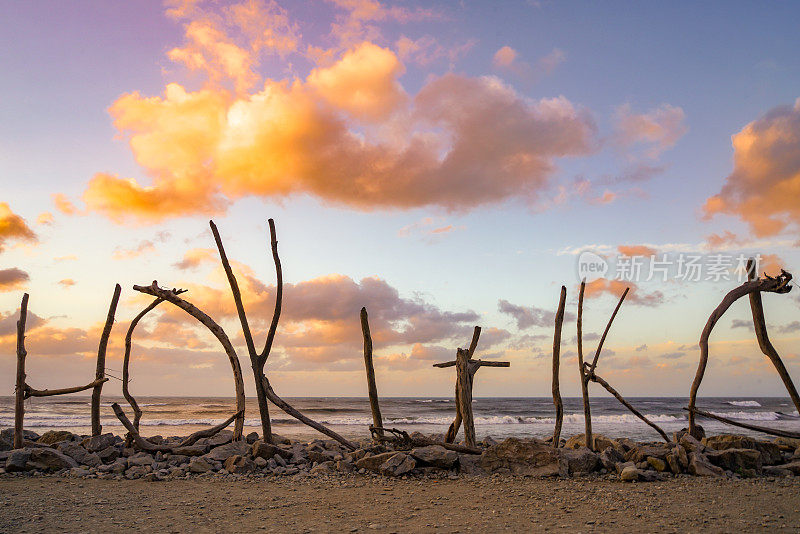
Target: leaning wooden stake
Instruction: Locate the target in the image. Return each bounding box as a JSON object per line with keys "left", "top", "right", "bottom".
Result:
{"left": 13, "top": 293, "right": 29, "bottom": 449}
{"left": 133, "top": 282, "right": 246, "bottom": 440}
{"left": 684, "top": 407, "right": 800, "bottom": 440}
{"left": 361, "top": 307, "right": 383, "bottom": 438}
{"left": 123, "top": 297, "right": 164, "bottom": 430}
{"left": 688, "top": 267, "right": 792, "bottom": 436}
{"left": 551, "top": 286, "right": 566, "bottom": 447}
{"left": 747, "top": 259, "right": 800, "bottom": 415}
{"left": 592, "top": 373, "right": 669, "bottom": 442}
{"left": 576, "top": 281, "right": 592, "bottom": 451}
{"left": 92, "top": 284, "right": 121, "bottom": 436}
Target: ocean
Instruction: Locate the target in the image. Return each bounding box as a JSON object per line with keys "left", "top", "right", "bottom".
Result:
{"left": 2, "top": 396, "right": 799, "bottom": 443}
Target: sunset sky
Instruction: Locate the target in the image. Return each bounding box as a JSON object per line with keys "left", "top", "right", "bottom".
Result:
{"left": 1, "top": 0, "right": 799, "bottom": 400}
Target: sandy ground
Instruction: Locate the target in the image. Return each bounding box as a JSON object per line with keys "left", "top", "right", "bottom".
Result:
{"left": 1, "top": 474, "right": 799, "bottom": 533}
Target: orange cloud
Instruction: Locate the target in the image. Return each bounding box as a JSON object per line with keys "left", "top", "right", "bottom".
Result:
{"left": 0, "top": 268, "right": 30, "bottom": 291}
{"left": 174, "top": 248, "right": 216, "bottom": 270}
{"left": 493, "top": 46, "right": 517, "bottom": 68}
{"left": 703, "top": 98, "right": 800, "bottom": 237}
{"left": 582, "top": 278, "right": 664, "bottom": 307}
{"left": 53, "top": 193, "right": 80, "bottom": 216}
{"left": 617, "top": 244, "right": 656, "bottom": 257}
{"left": 395, "top": 35, "right": 475, "bottom": 67}
{"left": 36, "top": 212, "right": 55, "bottom": 226}
{"left": 758, "top": 253, "right": 786, "bottom": 277}
{"left": 614, "top": 103, "right": 687, "bottom": 158}
{"left": 492, "top": 46, "right": 565, "bottom": 82}
{"left": 0, "top": 202, "right": 37, "bottom": 252}
{"left": 58, "top": 279, "right": 76, "bottom": 288}
{"left": 112, "top": 240, "right": 156, "bottom": 260}
{"left": 704, "top": 230, "right": 738, "bottom": 250}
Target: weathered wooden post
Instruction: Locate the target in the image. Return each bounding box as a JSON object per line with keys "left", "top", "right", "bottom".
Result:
{"left": 360, "top": 307, "right": 383, "bottom": 438}
{"left": 551, "top": 286, "right": 566, "bottom": 447}
{"left": 92, "top": 284, "right": 121, "bottom": 436}
{"left": 433, "top": 327, "right": 510, "bottom": 448}
{"left": 13, "top": 293, "right": 29, "bottom": 449}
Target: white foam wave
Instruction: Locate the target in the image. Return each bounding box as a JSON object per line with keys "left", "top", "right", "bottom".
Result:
{"left": 710, "top": 411, "right": 779, "bottom": 421}
{"left": 726, "top": 400, "right": 761, "bottom": 407}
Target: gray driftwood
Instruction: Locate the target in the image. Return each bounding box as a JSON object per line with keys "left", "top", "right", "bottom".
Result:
{"left": 123, "top": 297, "right": 164, "bottom": 430}
{"left": 684, "top": 407, "right": 800, "bottom": 439}
{"left": 92, "top": 284, "right": 121, "bottom": 436}
{"left": 13, "top": 293, "right": 29, "bottom": 449}
{"left": 576, "top": 281, "right": 592, "bottom": 451}
{"left": 551, "top": 286, "right": 566, "bottom": 447}
{"left": 361, "top": 307, "right": 383, "bottom": 438}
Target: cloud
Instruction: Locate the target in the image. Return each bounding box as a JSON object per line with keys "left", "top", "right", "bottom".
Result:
{"left": 634, "top": 343, "right": 647, "bottom": 352}
{"left": 498, "top": 299, "right": 575, "bottom": 329}
{"left": 617, "top": 245, "right": 656, "bottom": 257}
{"left": 0, "top": 202, "right": 37, "bottom": 252}
{"left": 398, "top": 216, "right": 464, "bottom": 240}
{"left": 731, "top": 318, "right": 753, "bottom": 330}
{"left": 0, "top": 268, "right": 29, "bottom": 291}
{"left": 704, "top": 230, "right": 739, "bottom": 250}
{"left": 778, "top": 321, "right": 800, "bottom": 334}
{"left": 174, "top": 248, "right": 216, "bottom": 270}
{"left": 660, "top": 351, "right": 685, "bottom": 359}
{"left": 53, "top": 193, "right": 80, "bottom": 216}
{"left": 582, "top": 278, "right": 664, "bottom": 307}
{"left": 703, "top": 98, "right": 800, "bottom": 237}
{"left": 79, "top": 3, "right": 597, "bottom": 223}
{"left": 54, "top": 254, "right": 78, "bottom": 262}
{"left": 492, "top": 46, "right": 565, "bottom": 83}
{"left": 395, "top": 35, "right": 475, "bottom": 67}
{"left": 36, "top": 212, "right": 55, "bottom": 226}
{"left": 112, "top": 240, "right": 156, "bottom": 260}
{"left": 58, "top": 279, "right": 76, "bottom": 288}
{"left": 614, "top": 103, "right": 687, "bottom": 158}
{"left": 0, "top": 308, "right": 45, "bottom": 336}
{"left": 492, "top": 46, "right": 517, "bottom": 68}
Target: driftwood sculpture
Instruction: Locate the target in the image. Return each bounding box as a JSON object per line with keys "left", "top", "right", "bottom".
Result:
{"left": 687, "top": 259, "right": 794, "bottom": 438}
{"left": 576, "top": 282, "right": 670, "bottom": 447}
{"left": 433, "top": 327, "right": 510, "bottom": 448}
{"left": 551, "top": 286, "right": 567, "bottom": 447}
{"left": 210, "top": 219, "right": 356, "bottom": 450}
{"left": 122, "top": 297, "right": 165, "bottom": 431}
{"left": 13, "top": 286, "right": 120, "bottom": 448}
{"left": 360, "top": 307, "right": 384, "bottom": 438}
{"left": 370, "top": 425, "right": 482, "bottom": 455}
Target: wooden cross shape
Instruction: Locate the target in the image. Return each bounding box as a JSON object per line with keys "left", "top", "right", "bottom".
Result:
{"left": 433, "top": 327, "right": 510, "bottom": 448}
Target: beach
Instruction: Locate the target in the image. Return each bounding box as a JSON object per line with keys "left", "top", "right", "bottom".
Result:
{"left": 2, "top": 474, "right": 800, "bottom": 533}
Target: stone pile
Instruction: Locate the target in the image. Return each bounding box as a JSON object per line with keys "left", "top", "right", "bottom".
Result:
{"left": 2, "top": 427, "right": 800, "bottom": 482}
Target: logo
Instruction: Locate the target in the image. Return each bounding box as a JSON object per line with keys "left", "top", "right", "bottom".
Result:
{"left": 577, "top": 251, "right": 609, "bottom": 282}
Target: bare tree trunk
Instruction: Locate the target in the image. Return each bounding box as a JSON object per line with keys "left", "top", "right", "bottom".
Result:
{"left": 551, "top": 286, "right": 566, "bottom": 447}
{"left": 360, "top": 307, "right": 383, "bottom": 438}
{"left": 123, "top": 298, "right": 164, "bottom": 430}
{"left": 92, "top": 284, "right": 121, "bottom": 436}
{"left": 13, "top": 293, "right": 29, "bottom": 449}
{"left": 455, "top": 348, "right": 476, "bottom": 448}
{"left": 746, "top": 259, "right": 800, "bottom": 415}
{"left": 576, "top": 281, "right": 592, "bottom": 451}
{"left": 133, "top": 282, "right": 246, "bottom": 440}
{"left": 591, "top": 373, "right": 669, "bottom": 442}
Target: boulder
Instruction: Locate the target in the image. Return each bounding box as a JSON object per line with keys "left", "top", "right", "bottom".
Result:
{"left": 188, "top": 456, "right": 214, "bottom": 473}
{"left": 705, "top": 448, "right": 762, "bottom": 472}
{"left": 310, "top": 461, "right": 336, "bottom": 475}
{"left": 81, "top": 433, "right": 117, "bottom": 453}
{"left": 599, "top": 447, "right": 625, "bottom": 471}
{"left": 762, "top": 465, "right": 795, "bottom": 477}
{"left": 674, "top": 444, "right": 689, "bottom": 470}
{"left": 355, "top": 452, "right": 396, "bottom": 472}
{"left": 772, "top": 437, "right": 800, "bottom": 451}
{"left": 625, "top": 444, "right": 670, "bottom": 463}
{"left": 646, "top": 456, "right": 668, "bottom": 472}
{"left": 125, "top": 465, "right": 150, "bottom": 479}
{"left": 480, "top": 438, "right": 561, "bottom": 477}
{"left": 679, "top": 433, "right": 704, "bottom": 453}
{"left": 559, "top": 447, "right": 599, "bottom": 475}
{"left": 173, "top": 444, "right": 207, "bottom": 457}
{"left": 379, "top": 452, "right": 415, "bottom": 477}
{"left": 1, "top": 428, "right": 39, "bottom": 443}
{"left": 0, "top": 435, "right": 11, "bottom": 452}
{"left": 245, "top": 432, "right": 259, "bottom": 444}
{"left": 202, "top": 430, "right": 233, "bottom": 448}
{"left": 5, "top": 449, "right": 32, "bottom": 472}
{"left": 665, "top": 452, "right": 682, "bottom": 474}
{"left": 223, "top": 455, "right": 256, "bottom": 474}
{"left": 97, "top": 446, "right": 120, "bottom": 463}
{"left": 688, "top": 452, "right": 724, "bottom": 477}
{"left": 252, "top": 440, "right": 292, "bottom": 460}
{"left": 335, "top": 459, "right": 354, "bottom": 473}
{"left": 564, "top": 433, "right": 617, "bottom": 452}
{"left": 457, "top": 454, "right": 485, "bottom": 475}
{"left": 620, "top": 465, "right": 640, "bottom": 482}
{"left": 26, "top": 448, "right": 78, "bottom": 471}
{"left": 58, "top": 442, "right": 101, "bottom": 467}
{"left": 37, "top": 430, "right": 76, "bottom": 445}
{"left": 410, "top": 445, "right": 458, "bottom": 469}
{"left": 770, "top": 460, "right": 800, "bottom": 476}
{"left": 203, "top": 441, "right": 251, "bottom": 462}
{"left": 127, "top": 452, "right": 155, "bottom": 467}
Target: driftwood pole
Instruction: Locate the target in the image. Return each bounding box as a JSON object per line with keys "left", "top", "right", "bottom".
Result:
{"left": 123, "top": 297, "right": 164, "bottom": 430}
{"left": 551, "top": 286, "right": 566, "bottom": 447}
{"left": 746, "top": 259, "right": 800, "bottom": 415}
{"left": 576, "top": 281, "right": 592, "bottom": 450}
{"left": 13, "top": 293, "right": 29, "bottom": 449}
{"left": 92, "top": 284, "right": 121, "bottom": 436}
{"left": 133, "top": 282, "right": 246, "bottom": 440}
{"left": 360, "top": 307, "right": 383, "bottom": 438}
{"left": 455, "top": 348, "right": 476, "bottom": 448}
{"left": 688, "top": 268, "right": 792, "bottom": 436}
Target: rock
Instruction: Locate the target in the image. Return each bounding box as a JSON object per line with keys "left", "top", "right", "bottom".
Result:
{"left": 771, "top": 460, "right": 800, "bottom": 475}
{"left": 310, "top": 461, "right": 336, "bottom": 475}
{"left": 763, "top": 465, "right": 794, "bottom": 477}
{"left": 308, "top": 450, "right": 338, "bottom": 464}
{"left": 0, "top": 435, "right": 11, "bottom": 452}
{"left": 410, "top": 445, "right": 458, "bottom": 469}
{"left": 37, "top": 430, "right": 75, "bottom": 445}
{"left": 615, "top": 461, "right": 635, "bottom": 474}
{"left": 620, "top": 466, "right": 640, "bottom": 482}
{"left": 26, "top": 448, "right": 79, "bottom": 471}
{"left": 126, "top": 452, "right": 155, "bottom": 467}
{"left": 245, "top": 432, "right": 259, "bottom": 444}
{"left": 1, "top": 428, "right": 39, "bottom": 443}
{"left": 58, "top": 442, "right": 102, "bottom": 467}
{"left": 188, "top": 456, "right": 214, "bottom": 473}
{"left": 97, "top": 446, "right": 119, "bottom": 463}
{"left": 688, "top": 452, "right": 724, "bottom": 477}
{"left": 203, "top": 441, "right": 251, "bottom": 462}
{"left": 125, "top": 466, "right": 150, "bottom": 479}
{"left": 666, "top": 452, "right": 681, "bottom": 474}
{"left": 599, "top": 447, "right": 625, "bottom": 471}
{"left": 705, "top": 448, "right": 762, "bottom": 472}
{"left": 205, "top": 430, "right": 233, "bottom": 447}
{"left": 223, "top": 455, "right": 256, "bottom": 474}
{"left": 480, "top": 438, "right": 560, "bottom": 477}
{"left": 679, "top": 433, "right": 704, "bottom": 453}
{"left": 166, "top": 454, "right": 189, "bottom": 467}
{"left": 702, "top": 434, "right": 781, "bottom": 464}
{"left": 81, "top": 433, "right": 117, "bottom": 453}
{"left": 252, "top": 440, "right": 292, "bottom": 460}
{"left": 355, "top": 452, "right": 397, "bottom": 472}
{"left": 457, "top": 454, "right": 485, "bottom": 475}
{"left": 564, "top": 433, "right": 617, "bottom": 452}
{"left": 173, "top": 444, "right": 207, "bottom": 457}
{"left": 379, "top": 452, "right": 415, "bottom": 477}
{"left": 689, "top": 424, "right": 706, "bottom": 440}
{"left": 5, "top": 449, "right": 32, "bottom": 472}
{"left": 674, "top": 444, "right": 689, "bottom": 470}
{"left": 70, "top": 467, "right": 92, "bottom": 477}
{"left": 772, "top": 437, "right": 800, "bottom": 451}
{"left": 254, "top": 456, "right": 268, "bottom": 468}
{"left": 625, "top": 444, "right": 670, "bottom": 463}
{"left": 560, "top": 447, "right": 599, "bottom": 475}
{"left": 646, "top": 456, "right": 667, "bottom": 472}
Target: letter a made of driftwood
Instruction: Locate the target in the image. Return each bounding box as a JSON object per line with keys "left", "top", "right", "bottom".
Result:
{"left": 14, "top": 285, "right": 121, "bottom": 448}
{"left": 687, "top": 259, "right": 794, "bottom": 438}
{"left": 210, "top": 219, "right": 356, "bottom": 450}
{"left": 433, "top": 327, "right": 510, "bottom": 448}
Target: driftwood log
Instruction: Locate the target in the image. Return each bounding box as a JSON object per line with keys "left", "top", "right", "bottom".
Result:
{"left": 688, "top": 265, "right": 793, "bottom": 436}
{"left": 551, "top": 286, "right": 566, "bottom": 447}
{"left": 361, "top": 307, "right": 383, "bottom": 438}
{"left": 13, "top": 293, "right": 29, "bottom": 449}
{"left": 92, "top": 284, "right": 121, "bottom": 436}
{"left": 132, "top": 282, "right": 246, "bottom": 440}
{"left": 685, "top": 407, "right": 800, "bottom": 439}
{"left": 122, "top": 297, "right": 164, "bottom": 430}
{"left": 576, "top": 281, "right": 592, "bottom": 451}
{"left": 370, "top": 426, "right": 482, "bottom": 455}
{"left": 210, "top": 219, "right": 356, "bottom": 450}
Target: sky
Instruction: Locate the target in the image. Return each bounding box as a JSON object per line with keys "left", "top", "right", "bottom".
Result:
{"left": 1, "top": 0, "right": 799, "bottom": 400}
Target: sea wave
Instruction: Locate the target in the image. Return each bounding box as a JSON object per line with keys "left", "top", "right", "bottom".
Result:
{"left": 710, "top": 411, "right": 779, "bottom": 421}
{"left": 726, "top": 400, "right": 761, "bottom": 407}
